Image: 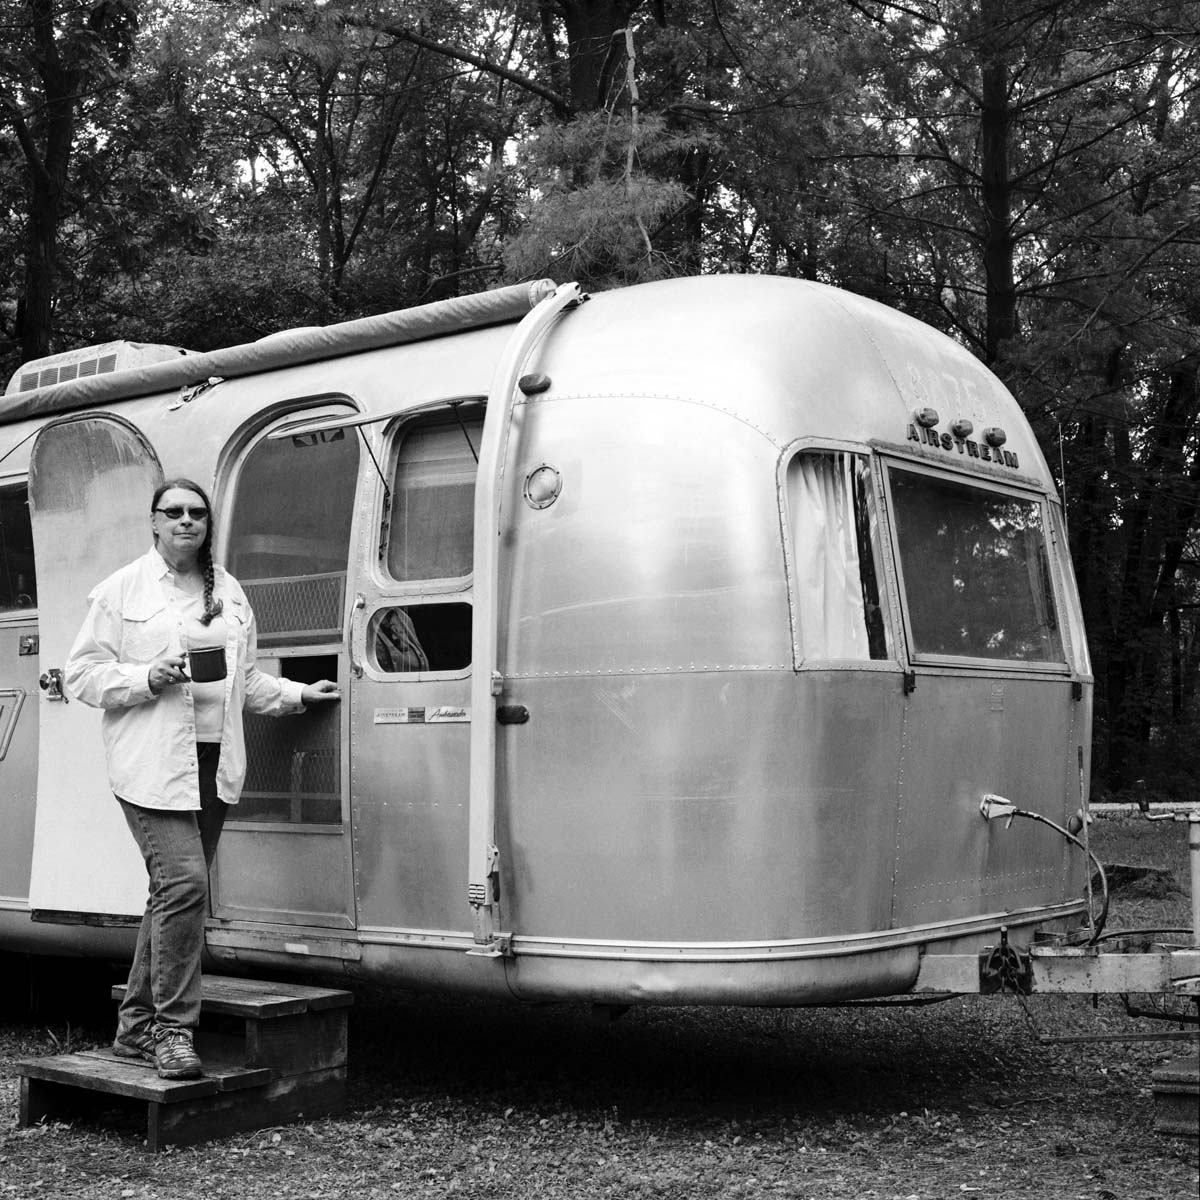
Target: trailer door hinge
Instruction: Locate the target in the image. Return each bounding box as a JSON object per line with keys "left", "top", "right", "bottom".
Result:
{"left": 465, "top": 933, "right": 513, "bottom": 959}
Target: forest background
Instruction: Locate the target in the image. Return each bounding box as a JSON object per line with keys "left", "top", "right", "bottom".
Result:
{"left": 1, "top": 0, "right": 1197, "bottom": 799}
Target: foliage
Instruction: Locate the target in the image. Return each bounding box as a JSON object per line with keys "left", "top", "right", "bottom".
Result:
{"left": 502, "top": 110, "right": 697, "bottom": 286}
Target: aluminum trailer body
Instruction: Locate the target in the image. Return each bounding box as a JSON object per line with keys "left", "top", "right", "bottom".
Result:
{"left": 0, "top": 275, "right": 1097, "bottom": 1005}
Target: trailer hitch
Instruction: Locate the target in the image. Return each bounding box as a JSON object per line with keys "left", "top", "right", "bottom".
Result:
{"left": 980, "top": 927, "right": 1033, "bottom": 994}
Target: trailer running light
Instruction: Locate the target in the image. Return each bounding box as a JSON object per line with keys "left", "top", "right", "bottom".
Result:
{"left": 950, "top": 418, "right": 974, "bottom": 439}
{"left": 913, "top": 407, "right": 939, "bottom": 428}
{"left": 983, "top": 427, "right": 1007, "bottom": 447}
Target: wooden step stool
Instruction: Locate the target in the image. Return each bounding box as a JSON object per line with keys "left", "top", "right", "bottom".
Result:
{"left": 16, "top": 976, "right": 353, "bottom": 1151}
{"left": 1152, "top": 1053, "right": 1200, "bottom": 1137}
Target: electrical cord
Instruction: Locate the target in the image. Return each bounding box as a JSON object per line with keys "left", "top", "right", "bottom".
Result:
{"left": 981, "top": 797, "right": 1109, "bottom": 942}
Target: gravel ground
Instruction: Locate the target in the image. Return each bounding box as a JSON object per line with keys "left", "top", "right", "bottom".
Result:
{"left": 1, "top": 816, "right": 1196, "bottom": 1199}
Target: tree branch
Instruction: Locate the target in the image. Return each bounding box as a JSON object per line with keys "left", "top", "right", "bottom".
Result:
{"left": 336, "top": 11, "right": 571, "bottom": 116}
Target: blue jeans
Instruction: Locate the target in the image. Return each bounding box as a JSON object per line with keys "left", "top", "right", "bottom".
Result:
{"left": 116, "top": 743, "right": 226, "bottom": 1037}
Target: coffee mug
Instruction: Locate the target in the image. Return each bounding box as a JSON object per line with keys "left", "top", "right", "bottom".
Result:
{"left": 187, "top": 646, "right": 227, "bottom": 683}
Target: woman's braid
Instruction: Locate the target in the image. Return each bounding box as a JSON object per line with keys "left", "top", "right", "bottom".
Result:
{"left": 200, "top": 545, "right": 224, "bottom": 626}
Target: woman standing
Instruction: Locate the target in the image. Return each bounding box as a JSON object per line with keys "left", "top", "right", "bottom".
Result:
{"left": 64, "top": 479, "right": 340, "bottom": 1080}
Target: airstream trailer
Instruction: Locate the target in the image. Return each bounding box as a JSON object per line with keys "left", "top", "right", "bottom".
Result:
{"left": 0, "top": 275, "right": 1100, "bottom": 1007}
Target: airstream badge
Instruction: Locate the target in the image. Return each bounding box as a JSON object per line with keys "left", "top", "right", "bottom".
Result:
{"left": 907, "top": 414, "right": 1019, "bottom": 469}
{"left": 375, "top": 706, "right": 470, "bottom": 724}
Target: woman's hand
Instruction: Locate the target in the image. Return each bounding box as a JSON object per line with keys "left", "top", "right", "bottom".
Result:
{"left": 148, "top": 655, "right": 188, "bottom": 694}
{"left": 302, "top": 680, "right": 341, "bottom": 704}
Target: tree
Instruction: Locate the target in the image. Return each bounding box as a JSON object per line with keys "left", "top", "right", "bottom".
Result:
{"left": 0, "top": 0, "right": 139, "bottom": 362}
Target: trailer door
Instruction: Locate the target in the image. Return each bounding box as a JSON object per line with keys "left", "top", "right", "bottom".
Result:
{"left": 348, "top": 409, "right": 479, "bottom": 938}
{"left": 27, "top": 414, "right": 164, "bottom": 918}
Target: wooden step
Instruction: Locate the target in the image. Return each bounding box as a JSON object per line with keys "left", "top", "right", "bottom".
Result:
{"left": 19, "top": 1048, "right": 272, "bottom": 1104}
{"left": 1152, "top": 1054, "right": 1200, "bottom": 1137}
{"left": 16, "top": 974, "right": 352, "bottom": 1150}
{"left": 112, "top": 974, "right": 354, "bottom": 1018}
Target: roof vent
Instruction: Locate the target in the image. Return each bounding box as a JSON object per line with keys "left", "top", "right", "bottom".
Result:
{"left": 6, "top": 340, "right": 192, "bottom": 396}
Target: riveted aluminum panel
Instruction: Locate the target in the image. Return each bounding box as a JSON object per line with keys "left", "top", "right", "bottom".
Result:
{"left": 495, "top": 670, "right": 905, "bottom": 945}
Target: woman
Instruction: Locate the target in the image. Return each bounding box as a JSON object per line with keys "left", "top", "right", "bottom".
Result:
{"left": 64, "top": 479, "right": 340, "bottom": 1080}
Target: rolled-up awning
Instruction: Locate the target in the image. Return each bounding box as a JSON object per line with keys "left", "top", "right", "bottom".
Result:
{"left": 0, "top": 279, "right": 556, "bottom": 426}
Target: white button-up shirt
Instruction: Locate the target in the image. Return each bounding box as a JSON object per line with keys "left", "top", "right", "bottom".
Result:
{"left": 64, "top": 546, "right": 306, "bottom": 810}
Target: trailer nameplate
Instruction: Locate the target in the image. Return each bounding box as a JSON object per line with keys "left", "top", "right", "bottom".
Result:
{"left": 374, "top": 706, "right": 470, "bottom": 725}
{"left": 906, "top": 420, "right": 1021, "bottom": 469}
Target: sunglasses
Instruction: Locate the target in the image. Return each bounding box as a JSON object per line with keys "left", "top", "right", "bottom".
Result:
{"left": 155, "top": 505, "right": 209, "bottom": 521}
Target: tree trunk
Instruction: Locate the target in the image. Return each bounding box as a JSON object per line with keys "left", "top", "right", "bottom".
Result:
{"left": 977, "top": 2, "right": 1017, "bottom": 363}
{"left": 557, "top": 0, "right": 644, "bottom": 111}
{"left": 16, "top": 0, "right": 79, "bottom": 362}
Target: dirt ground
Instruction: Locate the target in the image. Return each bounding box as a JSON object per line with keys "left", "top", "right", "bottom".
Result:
{"left": 1, "top": 815, "right": 1196, "bottom": 1199}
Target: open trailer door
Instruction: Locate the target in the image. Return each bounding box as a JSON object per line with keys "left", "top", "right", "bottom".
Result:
{"left": 27, "top": 414, "right": 164, "bottom": 919}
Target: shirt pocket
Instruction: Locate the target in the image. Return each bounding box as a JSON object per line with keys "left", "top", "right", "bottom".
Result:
{"left": 121, "top": 603, "right": 171, "bottom": 663}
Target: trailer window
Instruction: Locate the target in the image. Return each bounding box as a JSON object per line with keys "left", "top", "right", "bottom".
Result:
{"left": 786, "top": 452, "right": 890, "bottom": 661}
{"left": 386, "top": 417, "right": 482, "bottom": 582}
{"left": 0, "top": 483, "right": 36, "bottom": 611}
{"left": 369, "top": 603, "right": 472, "bottom": 673}
{"left": 889, "top": 468, "right": 1064, "bottom": 663}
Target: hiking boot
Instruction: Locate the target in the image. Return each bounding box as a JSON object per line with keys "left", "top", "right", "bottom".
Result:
{"left": 154, "top": 1029, "right": 202, "bottom": 1080}
{"left": 112, "top": 1028, "right": 156, "bottom": 1064}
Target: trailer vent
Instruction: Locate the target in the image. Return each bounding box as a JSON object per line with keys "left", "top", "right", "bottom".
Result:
{"left": 6, "top": 341, "right": 191, "bottom": 396}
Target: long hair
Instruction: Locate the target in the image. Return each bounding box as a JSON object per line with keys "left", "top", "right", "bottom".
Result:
{"left": 151, "top": 478, "right": 224, "bottom": 626}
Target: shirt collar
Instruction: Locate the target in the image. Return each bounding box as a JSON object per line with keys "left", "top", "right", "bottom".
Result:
{"left": 148, "top": 545, "right": 172, "bottom": 578}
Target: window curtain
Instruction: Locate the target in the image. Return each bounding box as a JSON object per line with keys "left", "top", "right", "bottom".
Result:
{"left": 788, "top": 453, "right": 871, "bottom": 661}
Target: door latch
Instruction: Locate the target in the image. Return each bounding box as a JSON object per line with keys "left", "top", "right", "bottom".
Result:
{"left": 38, "top": 668, "right": 67, "bottom": 702}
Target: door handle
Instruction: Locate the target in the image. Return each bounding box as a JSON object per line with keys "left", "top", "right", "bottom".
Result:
{"left": 38, "top": 668, "right": 67, "bottom": 702}
{"left": 349, "top": 593, "right": 365, "bottom": 678}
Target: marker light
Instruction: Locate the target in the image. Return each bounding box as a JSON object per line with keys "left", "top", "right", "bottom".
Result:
{"left": 950, "top": 418, "right": 974, "bottom": 439}
{"left": 519, "top": 373, "right": 552, "bottom": 395}
{"left": 983, "top": 427, "right": 1007, "bottom": 447}
{"left": 913, "top": 407, "right": 939, "bottom": 428}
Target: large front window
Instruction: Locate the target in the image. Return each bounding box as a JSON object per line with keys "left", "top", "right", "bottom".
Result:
{"left": 888, "top": 467, "right": 1063, "bottom": 663}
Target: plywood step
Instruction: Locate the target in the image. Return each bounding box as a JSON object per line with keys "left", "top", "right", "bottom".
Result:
{"left": 16, "top": 974, "right": 352, "bottom": 1150}
{"left": 112, "top": 974, "right": 354, "bottom": 1018}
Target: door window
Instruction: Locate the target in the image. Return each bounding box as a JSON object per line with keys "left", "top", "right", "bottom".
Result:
{"left": 386, "top": 418, "right": 481, "bottom": 582}
{"left": 369, "top": 603, "right": 473, "bottom": 673}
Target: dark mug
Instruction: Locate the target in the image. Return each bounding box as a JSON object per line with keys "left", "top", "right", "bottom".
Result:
{"left": 187, "top": 646, "right": 227, "bottom": 683}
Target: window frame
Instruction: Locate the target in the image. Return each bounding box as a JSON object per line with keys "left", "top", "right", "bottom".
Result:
{"left": 222, "top": 397, "right": 363, "bottom": 651}
{"left": 0, "top": 475, "right": 37, "bottom": 620}
{"left": 218, "top": 397, "right": 360, "bottom": 833}
{"left": 879, "top": 454, "right": 1071, "bottom": 674}
{"left": 778, "top": 439, "right": 901, "bottom": 672}
{"left": 361, "top": 401, "right": 484, "bottom": 682}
